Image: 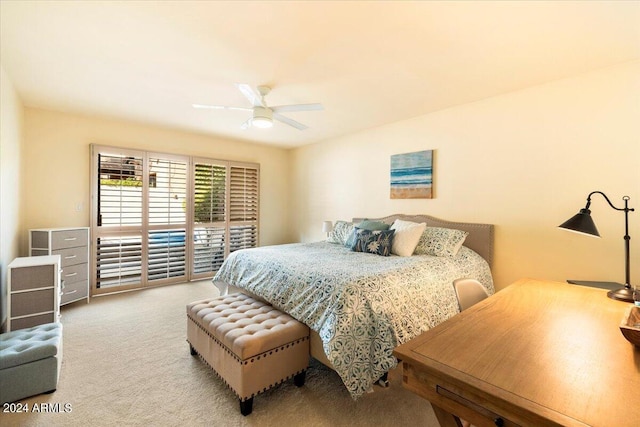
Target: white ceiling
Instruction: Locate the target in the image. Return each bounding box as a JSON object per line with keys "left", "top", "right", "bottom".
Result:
{"left": 1, "top": 1, "right": 639, "bottom": 148}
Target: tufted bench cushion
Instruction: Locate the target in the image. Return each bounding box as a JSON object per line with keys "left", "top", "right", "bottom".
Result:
{"left": 187, "top": 293, "right": 309, "bottom": 415}
{"left": 0, "top": 322, "right": 63, "bottom": 404}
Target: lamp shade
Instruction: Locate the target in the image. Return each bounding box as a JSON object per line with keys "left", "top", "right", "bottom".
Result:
{"left": 558, "top": 208, "right": 600, "bottom": 237}
{"left": 322, "top": 221, "right": 334, "bottom": 234}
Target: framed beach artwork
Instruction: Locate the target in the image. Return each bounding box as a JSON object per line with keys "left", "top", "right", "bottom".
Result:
{"left": 390, "top": 150, "right": 433, "bottom": 199}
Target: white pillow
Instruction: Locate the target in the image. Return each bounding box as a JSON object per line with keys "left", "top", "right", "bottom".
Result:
{"left": 390, "top": 219, "right": 427, "bottom": 256}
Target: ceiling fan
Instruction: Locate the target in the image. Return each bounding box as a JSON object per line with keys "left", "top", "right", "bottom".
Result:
{"left": 193, "top": 84, "right": 323, "bottom": 130}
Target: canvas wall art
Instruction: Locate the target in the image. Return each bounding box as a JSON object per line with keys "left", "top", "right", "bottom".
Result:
{"left": 390, "top": 150, "right": 433, "bottom": 199}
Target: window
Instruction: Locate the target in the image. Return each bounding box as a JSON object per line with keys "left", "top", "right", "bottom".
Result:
{"left": 90, "top": 145, "right": 259, "bottom": 295}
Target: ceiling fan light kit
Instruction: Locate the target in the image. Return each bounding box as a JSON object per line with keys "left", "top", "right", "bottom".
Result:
{"left": 251, "top": 106, "right": 273, "bottom": 128}
{"left": 194, "top": 84, "right": 322, "bottom": 131}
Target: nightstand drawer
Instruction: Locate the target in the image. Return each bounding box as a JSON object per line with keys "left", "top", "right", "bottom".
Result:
{"left": 11, "top": 288, "right": 55, "bottom": 317}
{"left": 53, "top": 246, "right": 88, "bottom": 268}
{"left": 51, "top": 229, "right": 88, "bottom": 250}
{"left": 11, "top": 313, "right": 57, "bottom": 330}
{"left": 10, "top": 264, "right": 56, "bottom": 291}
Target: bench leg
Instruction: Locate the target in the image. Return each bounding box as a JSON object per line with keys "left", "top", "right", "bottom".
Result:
{"left": 189, "top": 344, "right": 197, "bottom": 356}
{"left": 294, "top": 370, "right": 306, "bottom": 387}
{"left": 240, "top": 397, "right": 253, "bottom": 416}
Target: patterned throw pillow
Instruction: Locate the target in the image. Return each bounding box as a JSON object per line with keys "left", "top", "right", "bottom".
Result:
{"left": 414, "top": 226, "right": 469, "bottom": 257}
{"left": 327, "top": 221, "right": 354, "bottom": 245}
{"left": 350, "top": 228, "right": 395, "bottom": 256}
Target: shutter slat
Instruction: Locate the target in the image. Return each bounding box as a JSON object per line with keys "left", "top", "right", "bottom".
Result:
{"left": 194, "top": 163, "right": 227, "bottom": 224}
{"left": 229, "top": 165, "right": 259, "bottom": 223}
{"left": 148, "top": 158, "right": 188, "bottom": 226}
{"left": 192, "top": 226, "right": 226, "bottom": 274}
{"left": 95, "top": 235, "right": 142, "bottom": 288}
{"left": 147, "top": 229, "right": 186, "bottom": 281}
{"left": 98, "top": 153, "right": 143, "bottom": 227}
{"left": 229, "top": 225, "right": 258, "bottom": 253}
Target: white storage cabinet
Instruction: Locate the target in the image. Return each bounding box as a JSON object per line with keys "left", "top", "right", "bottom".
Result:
{"left": 7, "top": 255, "right": 61, "bottom": 331}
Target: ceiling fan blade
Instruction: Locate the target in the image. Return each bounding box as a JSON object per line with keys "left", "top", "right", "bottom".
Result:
{"left": 192, "top": 104, "right": 252, "bottom": 111}
{"left": 236, "top": 83, "right": 264, "bottom": 107}
{"left": 240, "top": 118, "right": 252, "bottom": 130}
{"left": 273, "top": 113, "right": 308, "bottom": 130}
{"left": 271, "top": 103, "right": 324, "bottom": 113}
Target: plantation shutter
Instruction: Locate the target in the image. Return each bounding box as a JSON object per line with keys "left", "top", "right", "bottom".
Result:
{"left": 96, "top": 235, "right": 143, "bottom": 287}
{"left": 147, "top": 156, "right": 188, "bottom": 282}
{"left": 229, "top": 164, "right": 259, "bottom": 252}
{"left": 91, "top": 145, "right": 259, "bottom": 295}
{"left": 97, "top": 154, "right": 143, "bottom": 227}
{"left": 95, "top": 151, "right": 144, "bottom": 289}
{"left": 192, "top": 161, "right": 227, "bottom": 278}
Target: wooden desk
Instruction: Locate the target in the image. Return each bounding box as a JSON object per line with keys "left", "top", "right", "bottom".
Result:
{"left": 394, "top": 278, "right": 640, "bottom": 427}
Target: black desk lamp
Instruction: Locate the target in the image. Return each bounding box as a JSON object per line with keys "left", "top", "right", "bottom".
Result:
{"left": 559, "top": 191, "right": 634, "bottom": 302}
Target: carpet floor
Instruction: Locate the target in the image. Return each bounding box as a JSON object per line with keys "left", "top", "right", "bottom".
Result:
{"left": 2, "top": 280, "right": 439, "bottom": 426}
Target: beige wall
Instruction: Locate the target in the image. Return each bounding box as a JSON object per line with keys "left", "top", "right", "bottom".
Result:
{"left": 0, "top": 65, "right": 24, "bottom": 329}
{"left": 6, "top": 60, "right": 640, "bottom": 303}
{"left": 21, "top": 108, "right": 293, "bottom": 254}
{"left": 291, "top": 61, "right": 640, "bottom": 290}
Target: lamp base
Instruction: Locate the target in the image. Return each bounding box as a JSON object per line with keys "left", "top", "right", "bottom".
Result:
{"left": 607, "top": 286, "right": 634, "bottom": 303}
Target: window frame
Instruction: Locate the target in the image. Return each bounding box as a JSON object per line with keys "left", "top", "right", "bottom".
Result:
{"left": 90, "top": 144, "right": 259, "bottom": 295}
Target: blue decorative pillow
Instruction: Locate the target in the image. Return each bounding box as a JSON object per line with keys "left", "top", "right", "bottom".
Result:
{"left": 350, "top": 228, "right": 395, "bottom": 256}
{"left": 344, "top": 220, "right": 390, "bottom": 247}
{"left": 357, "top": 220, "right": 390, "bottom": 231}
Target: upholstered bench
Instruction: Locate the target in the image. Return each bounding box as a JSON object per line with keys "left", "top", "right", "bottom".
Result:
{"left": 186, "top": 293, "right": 309, "bottom": 416}
{"left": 0, "top": 322, "right": 63, "bottom": 404}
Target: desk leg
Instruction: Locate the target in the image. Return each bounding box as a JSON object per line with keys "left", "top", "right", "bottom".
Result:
{"left": 431, "top": 403, "right": 464, "bottom": 427}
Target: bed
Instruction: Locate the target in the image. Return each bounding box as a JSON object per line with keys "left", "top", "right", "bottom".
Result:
{"left": 213, "top": 214, "right": 494, "bottom": 398}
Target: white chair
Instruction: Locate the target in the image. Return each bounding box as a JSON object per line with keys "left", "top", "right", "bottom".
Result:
{"left": 453, "top": 278, "right": 489, "bottom": 311}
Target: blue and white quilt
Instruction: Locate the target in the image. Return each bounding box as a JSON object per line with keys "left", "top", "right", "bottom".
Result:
{"left": 213, "top": 241, "right": 493, "bottom": 398}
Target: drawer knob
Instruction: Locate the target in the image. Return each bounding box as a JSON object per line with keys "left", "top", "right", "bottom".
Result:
{"left": 64, "top": 237, "right": 77, "bottom": 241}
{"left": 494, "top": 418, "right": 504, "bottom": 427}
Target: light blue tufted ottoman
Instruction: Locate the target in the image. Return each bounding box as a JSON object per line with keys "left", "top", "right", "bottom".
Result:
{"left": 0, "top": 322, "right": 63, "bottom": 404}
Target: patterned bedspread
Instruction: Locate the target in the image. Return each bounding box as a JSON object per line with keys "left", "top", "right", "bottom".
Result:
{"left": 213, "top": 241, "right": 493, "bottom": 398}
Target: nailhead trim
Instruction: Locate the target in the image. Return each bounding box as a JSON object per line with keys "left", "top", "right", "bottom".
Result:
{"left": 187, "top": 343, "right": 307, "bottom": 402}
{"left": 187, "top": 295, "right": 310, "bottom": 402}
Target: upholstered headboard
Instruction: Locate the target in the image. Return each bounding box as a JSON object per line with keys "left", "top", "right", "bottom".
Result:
{"left": 352, "top": 214, "right": 494, "bottom": 267}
